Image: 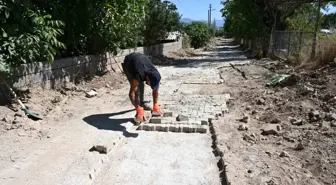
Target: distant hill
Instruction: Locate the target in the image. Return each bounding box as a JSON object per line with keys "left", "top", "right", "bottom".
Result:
{"left": 180, "top": 18, "right": 224, "bottom": 28}
{"left": 180, "top": 18, "right": 193, "bottom": 24}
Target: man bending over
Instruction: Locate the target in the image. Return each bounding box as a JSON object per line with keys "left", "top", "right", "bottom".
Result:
{"left": 122, "top": 52, "right": 163, "bottom": 124}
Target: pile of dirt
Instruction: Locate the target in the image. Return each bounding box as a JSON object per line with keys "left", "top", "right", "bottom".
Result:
{"left": 216, "top": 60, "right": 336, "bottom": 184}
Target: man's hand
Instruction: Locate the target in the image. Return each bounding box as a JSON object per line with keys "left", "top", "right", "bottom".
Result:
{"left": 152, "top": 104, "right": 163, "bottom": 116}
{"left": 135, "top": 106, "right": 146, "bottom": 123}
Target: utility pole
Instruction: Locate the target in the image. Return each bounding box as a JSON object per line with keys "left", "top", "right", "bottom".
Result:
{"left": 209, "top": 4, "right": 212, "bottom": 27}
{"left": 208, "top": 4, "right": 215, "bottom": 27}
{"left": 208, "top": 9, "right": 210, "bottom": 27}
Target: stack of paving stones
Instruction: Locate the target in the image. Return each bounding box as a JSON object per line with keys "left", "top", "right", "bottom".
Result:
{"left": 137, "top": 94, "right": 230, "bottom": 134}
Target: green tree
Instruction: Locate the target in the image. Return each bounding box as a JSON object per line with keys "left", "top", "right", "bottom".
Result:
{"left": 322, "top": 13, "right": 336, "bottom": 29}
{"left": 100, "top": 0, "right": 148, "bottom": 53}
{"left": 222, "top": 0, "right": 331, "bottom": 37}
{"left": 184, "top": 22, "right": 210, "bottom": 48}
{"left": 221, "top": 0, "right": 273, "bottom": 40}
{"left": 285, "top": 3, "right": 326, "bottom": 32}
{"left": 41, "top": 0, "right": 148, "bottom": 56}
{"left": 142, "top": 0, "right": 181, "bottom": 45}
{"left": 0, "top": 0, "right": 65, "bottom": 78}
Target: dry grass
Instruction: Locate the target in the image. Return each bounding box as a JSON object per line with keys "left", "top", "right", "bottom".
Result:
{"left": 296, "top": 34, "right": 336, "bottom": 69}
{"left": 316, "top": 35, "right": 336, "bottom": 65}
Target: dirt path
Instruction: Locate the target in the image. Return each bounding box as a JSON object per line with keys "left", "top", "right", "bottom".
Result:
{"left": 0, "top": 39, "right": 244, "bottom": 185}
{"left": 2, "top": 38, "right": 334, "bottom": 185}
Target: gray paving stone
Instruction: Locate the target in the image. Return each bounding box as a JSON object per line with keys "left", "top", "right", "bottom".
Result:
{"left": 201, "top": 120, "right": 209, "bottom": 126}
{"left": 149, "top": 117, "right": 162, "bottom": 124}
{"left": 163, "top": 111, "right": 173, "bottom": 117}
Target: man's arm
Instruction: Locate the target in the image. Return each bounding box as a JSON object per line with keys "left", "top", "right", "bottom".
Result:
{"left": 152, "top": 89, "right": 159, "bottom": 105}
{"left": 152, "top": 89, "right": 163, "bottom": 115}
{"left": 129, "top": 79, "right": 139, "bottom": 108}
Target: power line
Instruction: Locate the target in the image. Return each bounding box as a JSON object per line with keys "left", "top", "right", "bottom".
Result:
{"left": 176, "top": 0, "right": 186, "bottom": 9}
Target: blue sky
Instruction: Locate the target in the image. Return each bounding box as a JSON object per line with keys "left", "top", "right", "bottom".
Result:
{"left": 323, "top": 4, "right": 336, "bottom": 14}
{"left": 170, "top": 0, "right": 223, "bottom": 21}
{"left": 170, "top": 0, "right": 336, "bottom": 20}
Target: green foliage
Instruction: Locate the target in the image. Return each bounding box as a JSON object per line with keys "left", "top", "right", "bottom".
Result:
{"left": 143, "top": 0, "right": 181, "bottom": 45}
{"left": 285, "top": 4, "right": 324, "bottom": 32}
{"left": 221, "top": 0, "right": 272, "bottom": 39}
{"left": 0, "top": 0, "right": 182, "bottom": 77}
{"left": 184, "top": 22, "right": 211, "bottom": 48}
{"left": 100, "top": 0, "right": 148, "bottom": 53}
{"left": 221, "top": 0, "right": 332, "bottom": 39}
{"left": 322, "top": 13, "right": 336, "bottom": 29}
{"left": 44, "top": 0, "right": 148, "bottom": 55}
{"left": 0, "top": 0, "right": 65, "bottom": 77}
{"left": 215, "top": 28, "right": 225, "bottom": 37}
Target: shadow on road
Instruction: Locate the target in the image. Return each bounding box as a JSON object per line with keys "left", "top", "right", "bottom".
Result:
{"left": 83, "top": 109, "right": 139, "bottom": 138}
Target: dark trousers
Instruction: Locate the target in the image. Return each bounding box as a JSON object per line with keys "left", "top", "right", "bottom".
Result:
{"left": 122, "top": 62, "right": 145, "bottom": 106}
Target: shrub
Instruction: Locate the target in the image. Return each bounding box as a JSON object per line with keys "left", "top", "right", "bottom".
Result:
{"left": 184, "top": 22, "right": 211, "bottom": 48}
{"left": 215, "top": 28, "right": 225, "bottom": 37}
{"left": 182, "top": 34, "right": 191, "bottom": 49}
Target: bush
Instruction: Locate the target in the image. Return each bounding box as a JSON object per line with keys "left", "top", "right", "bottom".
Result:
{"left": 215, "top": 28, "right": 225, "bottom": 37}
{"left": 208, "top": 28, "right": 215, "bottom": 37}
{"left": 184, "top": 22, "right": 211, "bottom": 48}
{"left": 182, "top": 34, "right": 191, "bottom": 49}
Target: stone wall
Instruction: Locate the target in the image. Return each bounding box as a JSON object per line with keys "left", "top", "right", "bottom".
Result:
{"left": 5, "top": 40, "right": 182, "bottom": 90}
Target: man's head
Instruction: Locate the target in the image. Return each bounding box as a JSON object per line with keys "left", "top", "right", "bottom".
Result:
{"left": 145, "top": 71, "right": 161, "bottom": 90}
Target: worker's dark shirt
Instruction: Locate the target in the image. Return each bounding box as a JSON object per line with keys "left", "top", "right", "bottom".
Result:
{"left": 123, "top": 52, "right": 161, "bottom": 90}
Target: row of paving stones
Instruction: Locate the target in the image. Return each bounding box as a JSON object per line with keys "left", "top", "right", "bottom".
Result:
{"left": 137, "top": 94, "right": 231, "bottom": 134}
{"left": 136, "top": 124, "right": 208, "bottom": 134}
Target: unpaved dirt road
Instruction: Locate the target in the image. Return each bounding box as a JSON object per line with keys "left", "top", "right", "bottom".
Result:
{"left": 1, "top": 38, "right": 335, "bottom": 185}
{"left": 0, "top": 39, "right": 244, "bottom": 185}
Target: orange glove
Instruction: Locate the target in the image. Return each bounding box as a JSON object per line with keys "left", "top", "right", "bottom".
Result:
{"left": 152, "top": 104, "right": 163, "bottom": 116}
{"left": 135, "top": 106, "right": 146, "bottom": 122}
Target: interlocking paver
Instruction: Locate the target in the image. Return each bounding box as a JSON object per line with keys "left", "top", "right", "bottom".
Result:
{"left": 149, "top": 117, "right": 162, "bottom": 124}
